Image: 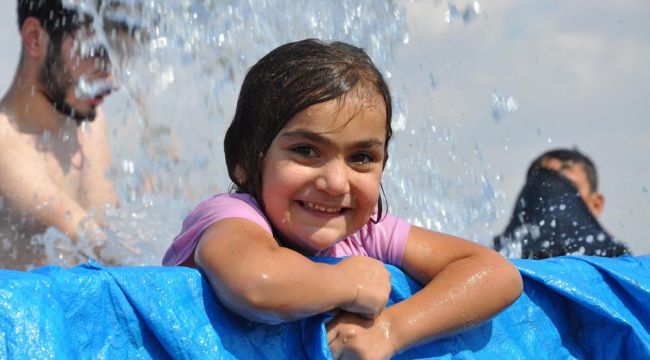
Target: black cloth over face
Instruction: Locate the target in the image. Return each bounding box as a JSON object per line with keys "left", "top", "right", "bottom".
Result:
{"left": 494, "top": 168, "right": 629, "bottom": 259}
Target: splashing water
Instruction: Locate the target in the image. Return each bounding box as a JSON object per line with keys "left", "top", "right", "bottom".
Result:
{"left": 31, "top": 0, "right": 502, "bottom": 267}
{"left": 491, "top": 91, "right": 519, "bottom": 122}
{"left": 445, "top": 1, "right": 482, "bottom": 25}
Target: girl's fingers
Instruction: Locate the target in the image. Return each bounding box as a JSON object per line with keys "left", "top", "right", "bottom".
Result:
{"left": 327, "top": 323, "right": 343, "bottom": 359}
{"left": 329, "top": 341, "right": 343, "bottom": 360}
{"left": 326, "top": 327, "right": 337, "bottom": 345}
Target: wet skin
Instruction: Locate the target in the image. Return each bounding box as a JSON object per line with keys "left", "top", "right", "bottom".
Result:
{"left": 196, "top": 92, "right": 523, "bottom": 359}
{"left": 48, "top": 24, "right": 114, "bottom": 117}
{"left": 0, "top": 17, "right": 118, "bottom": 269}
{"left": 261, "top": 95, "right": 386, "bottom": 254}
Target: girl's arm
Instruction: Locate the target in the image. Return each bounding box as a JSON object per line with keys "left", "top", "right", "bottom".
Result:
{"left": 327, "top": 226, "right": 523, "bottom": 359}
{"left": 194, "top": 217, "right": 392, "bottom": 324}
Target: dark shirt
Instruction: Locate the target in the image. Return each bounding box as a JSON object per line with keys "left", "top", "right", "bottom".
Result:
{"left": 494, "top": 169, "right": 629, "bottom": 259}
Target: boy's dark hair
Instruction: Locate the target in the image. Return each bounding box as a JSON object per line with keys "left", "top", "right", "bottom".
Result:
{"left": 526, "top": 148, "right": 599, "bottom": 192}
{"left": 224, "top": 38, "right": 393, "bottom": 220}
{"left": 17, "top": 0, "right": 90, "bottom": 35}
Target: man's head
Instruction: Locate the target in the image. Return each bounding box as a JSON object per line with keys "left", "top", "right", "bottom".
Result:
{"left": 17, "top": 0, "right": 113, "bottom": 123}
{"left": 527, "top": 148, "right": 604, "bottom": 217}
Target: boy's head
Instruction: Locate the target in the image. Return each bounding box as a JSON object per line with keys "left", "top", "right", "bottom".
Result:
{"left": 224, "top": 39, "right": 392, "bottom": 202}
{"left": 526, "top": 148, "right": 604, "bottom": 216}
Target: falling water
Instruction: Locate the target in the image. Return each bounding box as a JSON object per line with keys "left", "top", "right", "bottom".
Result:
{"left": 35, "top": 0, "right": 501, "bottom": 266}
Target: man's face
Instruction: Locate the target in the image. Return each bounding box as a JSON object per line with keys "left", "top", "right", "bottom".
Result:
{"left": 540, "top": 157, "right": 604, "bottom": 217}
{"left": 38, "top": 23, "right": 114, "bottom": 121}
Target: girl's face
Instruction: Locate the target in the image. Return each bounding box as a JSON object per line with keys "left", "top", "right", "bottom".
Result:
{"left": 261, "top": 93, "right": 387, "bottom": 254}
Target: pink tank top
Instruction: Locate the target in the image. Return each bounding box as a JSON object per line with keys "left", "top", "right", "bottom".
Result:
{"left": 162, "top": 193, "right": 410, "bottom": 266}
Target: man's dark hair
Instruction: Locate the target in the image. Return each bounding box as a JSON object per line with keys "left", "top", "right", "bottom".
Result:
{"left": 224, "top": 38, "right": 393, "bottom": 221}
{"left": 526, "top": 148, "right": 598, "bottom": 192}
{"left": 17, "top": 0, "right": 90, "bottom": 35}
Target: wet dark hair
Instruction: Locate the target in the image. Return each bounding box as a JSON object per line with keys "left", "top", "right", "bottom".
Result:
{"left": 526, "top": 148, "right": 598, "bottom": 192}
{"left": 17, "top": 0, "right": 92, "bottom": 35}
{"left": 224, "top": 38, "right": 393, "bottom": 221}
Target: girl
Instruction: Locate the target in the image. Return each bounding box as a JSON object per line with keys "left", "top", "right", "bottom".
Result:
{"left": 163, "top": 39, "right": 522, "bottom": 359}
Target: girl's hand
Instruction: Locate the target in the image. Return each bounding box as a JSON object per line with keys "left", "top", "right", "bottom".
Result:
{"left": 326, "top": 311, "right": 396, "bottom": 360}
{"left": 335, "top": 256, "right": 391, "bottom": 318}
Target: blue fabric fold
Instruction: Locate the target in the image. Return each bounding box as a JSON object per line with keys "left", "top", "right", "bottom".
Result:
{"left": 1, "top": 256, "right": 648, "bottom": 359}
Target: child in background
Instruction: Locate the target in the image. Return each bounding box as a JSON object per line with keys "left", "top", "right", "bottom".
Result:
{"left": 163, "top": 39, "right": 522, "bottom": 359}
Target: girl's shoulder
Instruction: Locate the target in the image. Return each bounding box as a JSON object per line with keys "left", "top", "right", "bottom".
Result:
{"left": 363, "top": 214, "right": 411, "bottom": 266}
{"left": 163, "top": 192, "right": 271, "bottom": 266}
{"left": 191, "top": 192, "right": 261, "bottom": 217}
{"left": 321, "top": 214, "right": 411, "bottom": 266}
{"left": 186, "top": 192, "right": 270, "bottom": 229}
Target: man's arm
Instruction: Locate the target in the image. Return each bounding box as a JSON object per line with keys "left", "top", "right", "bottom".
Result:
{"left": 0, "top": 126, "right": 101, "bottom": 243}
{"left": 77, "top": 109, "right": 119, "bottom": 220}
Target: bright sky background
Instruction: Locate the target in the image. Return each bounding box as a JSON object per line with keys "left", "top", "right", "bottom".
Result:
{"left": 392, "top": 0, "right": 649, "bottom": 254}
{"left": 1, "top": 0, "right": 648, "bottom": 254}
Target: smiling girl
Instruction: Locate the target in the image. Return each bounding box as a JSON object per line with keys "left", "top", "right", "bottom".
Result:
{"left": 163, "top": 39, "right": 522, "bottom": 359}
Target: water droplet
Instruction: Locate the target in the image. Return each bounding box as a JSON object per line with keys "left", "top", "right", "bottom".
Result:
{"left": 491, "top": 91, "right": 519, "bottom": 122}
{"left": 429, "top": 74, "right": 437, "bottom": 89}
{"left": 586, "top": 235, "right": 594, "bottom": 243}
{"left": 530, "top": 225, "right": 541, "bottom": 240}
{"left": 444, "top": 4, "right": 459, "bottom": 24}
{"left": 445, "top": 1, "right": 482, "bottom": 24}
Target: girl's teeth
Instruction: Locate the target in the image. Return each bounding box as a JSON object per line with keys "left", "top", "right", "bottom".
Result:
{"left": 303, "top": 201, "right": 341, "bottom": 213}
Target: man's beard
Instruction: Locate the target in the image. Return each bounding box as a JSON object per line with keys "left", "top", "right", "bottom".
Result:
{"left": 38, "top": 39, "right": 97, "bottom": 124}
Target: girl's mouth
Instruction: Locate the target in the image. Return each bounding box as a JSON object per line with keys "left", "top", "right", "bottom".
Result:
{"left": 299, "top": 201, "right": 344, "bottom": 214}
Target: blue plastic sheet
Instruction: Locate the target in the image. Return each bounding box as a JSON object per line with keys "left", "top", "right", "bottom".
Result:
{"left": 1, "top": 256, "right": 649, "bottom": 359}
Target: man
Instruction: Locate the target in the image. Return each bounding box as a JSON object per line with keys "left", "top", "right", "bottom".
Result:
{"left": 0, "top": 1, "right": 118, "bottom": 269}
{"left": 494, "top": 148, "right": 630, "bottom": 259}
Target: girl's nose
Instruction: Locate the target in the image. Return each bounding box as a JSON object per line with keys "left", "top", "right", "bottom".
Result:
{"left": 314, "top": 159, "right": 350, "bottom": 196}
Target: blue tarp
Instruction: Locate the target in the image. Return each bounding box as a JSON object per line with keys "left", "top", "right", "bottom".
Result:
{"left": 1, "top": 256, "right": 649, "bottom": 359}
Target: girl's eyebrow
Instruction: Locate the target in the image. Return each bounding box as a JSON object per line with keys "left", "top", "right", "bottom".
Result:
{"left": 279, "top": 130, "right": 384, "bottom": 149}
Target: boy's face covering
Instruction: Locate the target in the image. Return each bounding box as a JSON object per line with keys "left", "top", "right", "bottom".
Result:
{"left": 494, "top": 168, "right": 628, "bottom": 259}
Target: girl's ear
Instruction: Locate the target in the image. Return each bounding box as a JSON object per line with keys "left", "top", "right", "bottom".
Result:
{"left": 234, "top": 165, "right": 246, "bottom": 184}
{"left": 21, "top": 17, "right": 49, "bottom": 59}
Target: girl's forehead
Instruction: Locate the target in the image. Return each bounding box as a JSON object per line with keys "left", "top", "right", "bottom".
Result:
{"left": 285, "top": 94, "right": 386, "bottom": 132}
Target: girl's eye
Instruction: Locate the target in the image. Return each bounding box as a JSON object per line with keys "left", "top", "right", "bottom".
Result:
{"left": 290, "top": 145, "right": 317, "bottom": 158}
{"left": 349, "top": 153, "right": 376, "bottom": 165}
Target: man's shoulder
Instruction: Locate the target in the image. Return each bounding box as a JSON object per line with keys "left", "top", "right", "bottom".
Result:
{"left": 0, "top": 111, "right": 40, "bottom": 161}
{"left": 0, "top": 111, "right": 15, "bottom": 136}
{"left": 0, "top": 111, "right": 23, "bottom": 147}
